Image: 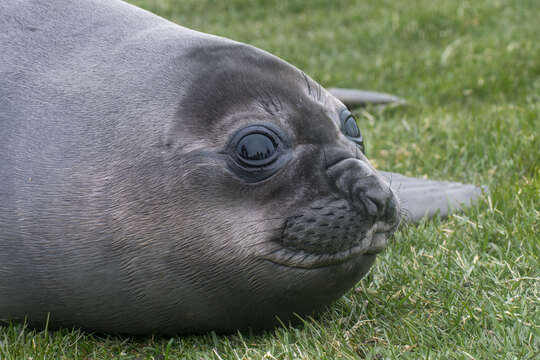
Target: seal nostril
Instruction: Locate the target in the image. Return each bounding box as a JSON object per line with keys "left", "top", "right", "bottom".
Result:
{"left": 327, "top": 157, "right": 399, "bottom": 223}
{"left": 365, "top": 191, "right": 388, "bottom": 219}
{"left": 365, "top": 197, "right": 380, "bottom": 217}
{"left": 351, "top": 182, "right": 395, "bottom": 221}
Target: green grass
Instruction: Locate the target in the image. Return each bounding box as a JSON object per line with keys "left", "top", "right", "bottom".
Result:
{"left": 2, "top": 0, "right": 538, "bottom": 359}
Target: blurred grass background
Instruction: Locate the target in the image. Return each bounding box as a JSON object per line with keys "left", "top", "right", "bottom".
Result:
{"left": 1, "top": 0, "right": 538, "bottom": 359}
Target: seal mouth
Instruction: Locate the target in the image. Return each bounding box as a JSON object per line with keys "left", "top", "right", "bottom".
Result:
{"left": 264, "top": 224, "right": 394, "bottom": 269}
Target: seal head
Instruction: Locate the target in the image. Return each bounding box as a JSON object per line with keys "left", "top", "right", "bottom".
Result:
{"left": 0, "top": 0, "right": 399, "bottom": 335}
{"left": 159, "top": 44, "right": 401, "bottom": 332}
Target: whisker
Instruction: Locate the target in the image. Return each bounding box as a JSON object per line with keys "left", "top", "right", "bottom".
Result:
{"left": 276, "top": 94, "right": 283, "bottom": 112}
{"left": 399, "top": 207, "right": 412, "bottom": 221}
{"left": 391, "top": 181, "right": 404, "bottom": 195}
{"left": 316, "top": 82, "right": 322, "bottom": 102}
{"left": 387, "top": 172, "right": 394, "bottom": 193}
{"left": 263, "top": 87, "right": 281, "bottom": 115}
{"left": 302, "top": 72, "right": 312, "bottom": 96}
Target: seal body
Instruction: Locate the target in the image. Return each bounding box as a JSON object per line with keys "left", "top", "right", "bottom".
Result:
{"left": 0, "top": 0, "right": 399, "bottom": 334}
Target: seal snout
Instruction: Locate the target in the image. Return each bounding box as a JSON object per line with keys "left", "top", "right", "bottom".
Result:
{"left": 267, "top": 157, "right": 400, "bottom": 269}
{"left": 327, "top": 158, "right": 400, "bottom": 226}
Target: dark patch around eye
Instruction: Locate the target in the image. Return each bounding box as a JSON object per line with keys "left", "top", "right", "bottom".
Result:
{"left": 226, "top": 124, "right": 291, "bottom": 183}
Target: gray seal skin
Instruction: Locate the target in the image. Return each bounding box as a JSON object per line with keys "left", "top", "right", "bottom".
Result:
{"left": 0, "top": 0, "right": 400, "bottom": 334}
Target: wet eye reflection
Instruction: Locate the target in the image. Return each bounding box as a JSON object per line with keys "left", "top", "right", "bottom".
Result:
{"left": 227, "top": 124, "right": 291, "bottom": 183}
{"left": 237, "top": 133, "right": 277, "bottom": 161}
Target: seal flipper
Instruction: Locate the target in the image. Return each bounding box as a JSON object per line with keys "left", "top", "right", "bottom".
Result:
{"left": 379, "top": 171, "right": 485, "bottom": 223}
{"left": 328, "top": 88, "right": 405, "bottom": 108}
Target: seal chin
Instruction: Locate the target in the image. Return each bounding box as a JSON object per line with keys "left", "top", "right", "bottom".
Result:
{"left": 264, "top": 222, "right": 395, "bottom": 269}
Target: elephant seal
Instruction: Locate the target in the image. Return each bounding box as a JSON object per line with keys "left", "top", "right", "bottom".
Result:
{"left": 0, "top": 0, "right": 401, "bottom": 334}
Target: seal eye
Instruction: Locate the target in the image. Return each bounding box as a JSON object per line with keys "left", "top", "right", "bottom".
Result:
{"left": 227, "top": 124, "right": 291, "bottom": 183}
{"left": 339, "top": 108, "right": 365, "bottom": 153}
{"left": 237, "top": 133, "right": 277, "bottom": 164}
{"left": 344, "top": 117, "right": 360, "bottom": 137}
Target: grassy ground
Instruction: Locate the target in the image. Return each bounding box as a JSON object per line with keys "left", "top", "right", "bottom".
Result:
{"left": 2, "top": 0, "right": 538, "bottom": 359}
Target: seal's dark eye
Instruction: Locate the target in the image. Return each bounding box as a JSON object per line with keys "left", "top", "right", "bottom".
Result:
{"left": 226, "top": 124, "right": 291, "bottom": 183}
{"left": 237, "top": 133, "right": 277, "bottom": 164}
{"left": 339, "top": 108, "right": 365, "bottom": 154}
{"left": 344, "top": 117, "right": 360, "bottom": 137}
